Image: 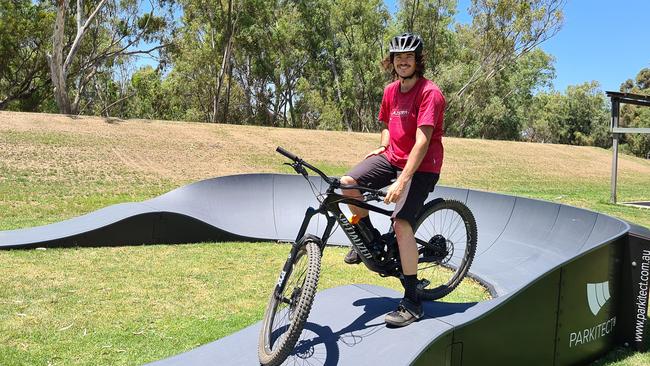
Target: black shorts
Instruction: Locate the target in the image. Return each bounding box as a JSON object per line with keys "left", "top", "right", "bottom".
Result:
{"left": 345, "top": 154, "right": 439, "bottom": 228}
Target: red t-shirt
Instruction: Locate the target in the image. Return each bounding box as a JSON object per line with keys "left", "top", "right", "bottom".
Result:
{"left": 378, "top": 77, "right": 445, "bottom": 173}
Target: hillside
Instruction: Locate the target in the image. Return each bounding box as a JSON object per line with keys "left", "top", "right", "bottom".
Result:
{"left": 1, "top": 111, "right": 649, "bottom": 366}
{"left": 1, "top": 110, "right": 649, "bottom": 230}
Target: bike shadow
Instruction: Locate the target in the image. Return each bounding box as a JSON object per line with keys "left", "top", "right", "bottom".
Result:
{"left": 283, "top": 296, "right": 477, "bottom": 366}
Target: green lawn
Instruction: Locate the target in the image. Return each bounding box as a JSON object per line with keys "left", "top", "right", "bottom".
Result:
{"left": 1, "top": 113, "right": 649, "bottom": 365}
{"left": 0, "top": 243, "right": 489, "bottom": 365}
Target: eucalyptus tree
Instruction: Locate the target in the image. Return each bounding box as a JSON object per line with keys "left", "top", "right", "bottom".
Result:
{"left": 619, "top": 68, "right": 650, "bottom": 157}
{"left": 523, "top": 81, "right": 609, "bottom": 146}
{"left": 0, "top": 0, "right": 53, "bottom": 110}
{"left": 450, "top": 0, "right": 563, "bottom": 136}
{"left": 47, "top": 0, "right": 174, "bottom": 114}
{"left": 171, "top": 0, "right": 236, "bottom": 122}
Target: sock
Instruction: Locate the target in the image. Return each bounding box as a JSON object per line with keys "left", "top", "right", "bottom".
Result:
{"left": 360, "top": 215, "right": 375, "bottom": 230}
{"left": 403, "top": 274, "right": 419, "bottom": 304}
{"left": 359, "top": 215, "right": 378, "bottom": 242}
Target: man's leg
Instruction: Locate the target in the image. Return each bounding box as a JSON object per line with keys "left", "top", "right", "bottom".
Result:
{"left": 340, "top": 175, "right": 367, "bottom": 217}
{"left": 394, "top": 219, "right": 418, "bottom": 276}
{"left": 340, "top": 155, "right": 395, "bottom": 264}
{"left": 384, "top": 172, "right": 438, "bottom": 327}
{"left": 384, "top": 218, "right": 423, "bottom": 327}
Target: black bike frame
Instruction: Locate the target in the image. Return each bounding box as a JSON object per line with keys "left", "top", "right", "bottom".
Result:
{"left": 275, "top": 188, "right": 395, "bottom": 297}
{"left": 273, "top": 146, "right": 396, "bottom": 296}
{"left": 295, "top": 187, "right": 395, "bottom": 274}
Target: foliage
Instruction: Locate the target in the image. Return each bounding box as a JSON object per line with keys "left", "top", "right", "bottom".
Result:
{"left": 45, "top": 0, "right": 175, "bottom": 114}
{"left": 619, "top": 68, "right": 650, "bottom": 158}
{"left": 4, "top": 0, "right": 641, "bottom": 158}
{"left": 0, "top": 0, "right": 53, "bottom": 111}
{"left": 523, "top": 81, "right": 610, "bottom": 146}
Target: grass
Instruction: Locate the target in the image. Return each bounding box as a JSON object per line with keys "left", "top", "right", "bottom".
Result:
{"left": 0, "top": 111, "right": 649, "bottom": 365}
{"left": 0, "top": 243, "right": 488, "bottom": 365}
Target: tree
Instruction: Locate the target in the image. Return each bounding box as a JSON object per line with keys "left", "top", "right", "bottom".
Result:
{"left": 170, "top": 0, "right": 253, "bottom": 123}
{"left": 46, "top": 0, "right": 173, "bottom": 114}
{"left": 523, "top": 81, "right": 609, "bottom": 146}
{"left": 619, "top": 68, "right": 650, "bottom": 158}
{"left": 292, "top": 0, "right": 389, "bottom": 131}
{"left": 396, "top": 0, "right": 457, "bottom": 77}
{"left": 441, "top": 0, "right": 564, "bottom": 136}
{"left": 0, "top": 0, "right": 53, "bottom": 110}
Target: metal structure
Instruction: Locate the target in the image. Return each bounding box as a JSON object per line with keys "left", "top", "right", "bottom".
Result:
{"left": 1, "top": 174, "right": 649, "bottom": 365}
{"left": 606, "top": 91, "right": 650, "bottom": 204}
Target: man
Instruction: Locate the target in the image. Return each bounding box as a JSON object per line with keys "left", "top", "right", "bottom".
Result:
{"left": 340, "top": 32, "right": 445, "bottom": 327}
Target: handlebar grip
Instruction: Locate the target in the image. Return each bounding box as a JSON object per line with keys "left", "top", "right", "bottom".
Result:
{"left": 276, "top": 146, "right": 300, "bottom": 162}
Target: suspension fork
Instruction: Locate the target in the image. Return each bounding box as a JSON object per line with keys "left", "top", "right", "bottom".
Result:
{"left": 295, "top": 207, "right": 320, "bottom": 243}
{"left": 274, "top": 207, "right": 323, "bottom": 297}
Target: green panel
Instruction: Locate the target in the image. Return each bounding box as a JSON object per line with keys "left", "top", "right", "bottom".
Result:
{"left": 451, "top": 269, "right": 561, "bottom": 366}
{"left": 555, "top": 241, "right": 624, "bottom": 365}
{"left": 411, "top": 331, "right": 453, "bottom": 366}
{"left": 618, "top": 233, "right": 650, "bottom": 351}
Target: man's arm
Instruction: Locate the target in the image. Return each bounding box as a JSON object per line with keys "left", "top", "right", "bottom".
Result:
{"left": 364, "top": 128, "right": 390, "bottom": 159}
{"left": 380, "top": 128, "right": 390, "bottom": 148}
{"left": 384, "top": 125, "right": 433, "bottom": 203}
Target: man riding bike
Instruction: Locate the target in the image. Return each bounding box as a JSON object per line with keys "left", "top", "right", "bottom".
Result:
{"left": 340, "top": 32, "right": 446, "bottom": 327}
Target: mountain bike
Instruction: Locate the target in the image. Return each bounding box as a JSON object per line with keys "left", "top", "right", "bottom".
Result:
{"left": 258, "top": 147, "right": 478, "bottom": 366}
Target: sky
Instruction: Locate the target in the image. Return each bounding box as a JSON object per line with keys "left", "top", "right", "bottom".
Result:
{"left": 386, "top": 0, "right": 650, "bottom": 93}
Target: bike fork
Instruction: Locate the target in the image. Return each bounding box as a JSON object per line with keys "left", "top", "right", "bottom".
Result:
{"left": 275, "top": 233, "right": 322, "bottom": 297}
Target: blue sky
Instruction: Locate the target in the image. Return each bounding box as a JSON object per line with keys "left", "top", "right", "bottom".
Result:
{"left": 386, "top": 0, "right": 650, "bottom": 93}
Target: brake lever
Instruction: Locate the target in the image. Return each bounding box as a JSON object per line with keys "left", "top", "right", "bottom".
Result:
{"left": 293, "top": 162, "right": 309, "bottom": 177}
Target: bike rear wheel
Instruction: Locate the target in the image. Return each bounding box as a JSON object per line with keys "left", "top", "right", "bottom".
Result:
{"left": 258, "top": 238, "right": 321, "bottom": 366}
{"left": 413, "top": 199, "right": 477, "bottom": 300}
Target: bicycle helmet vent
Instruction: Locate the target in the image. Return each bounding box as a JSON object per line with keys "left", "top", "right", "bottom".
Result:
{"left": 389, "top": 33, "right": 423, "bottom": 55}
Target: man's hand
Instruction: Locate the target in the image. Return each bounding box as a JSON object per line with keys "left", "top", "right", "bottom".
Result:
{"left": 364, "top": 146, "right": 386, "bottom": 159}
{"left": 384, "top": 177, "right": 409, "bottom": 204}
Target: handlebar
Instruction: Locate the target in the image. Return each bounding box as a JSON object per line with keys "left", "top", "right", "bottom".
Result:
{"left": 276, "top": 146, "right": 387, "bottom": 199}
{"left": 276, "top": 146, "right": 300, "bottom": 162}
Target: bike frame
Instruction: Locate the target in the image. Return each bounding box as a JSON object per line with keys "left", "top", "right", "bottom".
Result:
{"left": 299, "top": 187, "right": 396, "bottom": 265}
{"left": 276, "top": 188, "right": 396, "bottom": 297}
{"left": 274, "top": 147, "right": 398, "bottom": 296}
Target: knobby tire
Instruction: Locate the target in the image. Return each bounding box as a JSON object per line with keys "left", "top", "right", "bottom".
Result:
{"left": 414, "top": 199, "right": 478, "bottom": 300}
{"left": 258, "top": 239, "right": 321, "bottom": 366}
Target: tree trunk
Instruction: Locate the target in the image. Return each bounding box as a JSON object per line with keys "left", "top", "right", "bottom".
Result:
{"left": 329, "top": 58, "right": 351, "bottom": 131}
{"left": 214, "top": 0, "right": 235, "bottom": 123}
{"left": 47, "top": 0, "right": 107, "bottom": 115}
{"left": 49, "top": 0, "right": 72, "bottom": 114}
{"left": 288, "top": 81, "right": 296, "bottom": 128}
{"left": 211, "top": 30, "right": 218, "bottom": 123}
{"left": 223, "top": 62, "right": 233, "bottom": 124}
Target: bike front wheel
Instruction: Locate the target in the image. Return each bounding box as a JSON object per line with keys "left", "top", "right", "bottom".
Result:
{"left": 258, "top": 238, "right": 321, "bottom": 366}
{"left": 413, "top": 199, "right": 478, "bottom": 301}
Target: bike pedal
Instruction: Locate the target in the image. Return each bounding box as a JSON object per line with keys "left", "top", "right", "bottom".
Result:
{"left": 417, "top": 279, "right": 431, "bottom": 290}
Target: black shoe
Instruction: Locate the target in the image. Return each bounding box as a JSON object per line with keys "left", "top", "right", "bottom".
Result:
{"left": 385, "top": 298, "right": 423, "bottom": 327}
{"left": 344, "top": 248, "right": 362, "bottom": 264}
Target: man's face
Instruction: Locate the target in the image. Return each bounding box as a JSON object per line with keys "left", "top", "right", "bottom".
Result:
{"left": 393, "top": 52, "right": 416, "bottom": 78}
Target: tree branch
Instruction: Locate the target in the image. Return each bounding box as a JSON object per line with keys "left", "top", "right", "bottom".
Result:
{"left": 64, "top": 0, "right": 108, "bottom": 72}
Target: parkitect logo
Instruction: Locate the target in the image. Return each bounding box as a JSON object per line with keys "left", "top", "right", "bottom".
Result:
{"left": 568, "top": 281, "right": 617, "bottom": 348}
{"left": 587, "top": 281, "right": 611, "bottom": 315}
